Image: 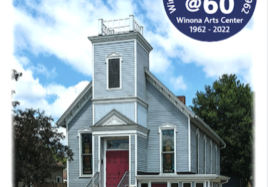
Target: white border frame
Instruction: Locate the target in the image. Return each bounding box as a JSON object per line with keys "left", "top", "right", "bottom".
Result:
{"left": 78, "top": 127, "right": 93, "bottom": 177}
{"left": 158, "top": 123, "right": 177, "bottom": 175}
{"left": 106, "top": 52, "right": 122, "bottom": 90}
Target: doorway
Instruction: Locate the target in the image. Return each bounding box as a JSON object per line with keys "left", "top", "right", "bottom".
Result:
{"left": 106, "top": 150, "right": 129, "bottom": 187}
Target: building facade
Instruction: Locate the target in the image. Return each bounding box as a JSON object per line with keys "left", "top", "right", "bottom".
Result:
{"left": 57, "top": 15, "right": 230, "bottom": 187}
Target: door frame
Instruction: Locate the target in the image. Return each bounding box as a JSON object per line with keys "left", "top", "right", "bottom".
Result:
{"left": 103, "top": 135, "right": 131, "bottom": 187}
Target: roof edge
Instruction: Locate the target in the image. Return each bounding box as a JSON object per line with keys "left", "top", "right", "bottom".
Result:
{"left": 145, "top": 68, "right": 195, "bottom": 118}
{"left": 56, "top": 81, "right": 92, "bottom": 127}
{"left": 145, "top": 68, "right": 226, "bottom": 147}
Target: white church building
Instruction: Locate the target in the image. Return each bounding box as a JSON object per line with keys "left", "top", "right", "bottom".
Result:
{"left": 57, "top": 15, "right": 230, "bottom": 187}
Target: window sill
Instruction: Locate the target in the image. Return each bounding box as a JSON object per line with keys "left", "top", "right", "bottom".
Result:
{"left": 159, "top": 173, "right": 177, "bottom": 175}
{"left": 107, "top": 87, "right": 122, "bottom": 90}
{"left": 79, "top": 175, "right": 92, "bottom": 178}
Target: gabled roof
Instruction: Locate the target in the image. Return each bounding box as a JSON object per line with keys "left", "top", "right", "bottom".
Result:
{"left": 94, "top": 109, "right": 136, "bottom": 126}
{"left": 56, "top": 81, "right": 92, "bottom": 127}
{"left": 92, "top": 109, "right": 149, "bottom": 135}
{"left": 145, "top": 68, "right": 226, "bottom": 147}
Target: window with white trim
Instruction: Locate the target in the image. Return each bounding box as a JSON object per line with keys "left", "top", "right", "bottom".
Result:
{"left": 78, "top": 128, "right": 93, "bottom": 177}
{"left": 106, "top": 53, "right": 122, "bottom": 90}
{"left": 183, "top": 183, "right": 191, "bottom": 187}
{"left": 108, "top": 59, "right": 120, "bottom": 88}
{"left": 56, "top": 176, "right": 62, "bottom": 183}
{"left": 81, "top": 134, "right": 92, "bottom": 175}
{"left": 141, "top": 184, "right": 148, "bottom": 187}
{"left": 196, "top": 183, "right": 203, "bottom": 187}
{"left": 162, "top": 130, "right": 174, "bottom": 173}
{"left": 159, "top": 123, "right": 177, "bottom": 174}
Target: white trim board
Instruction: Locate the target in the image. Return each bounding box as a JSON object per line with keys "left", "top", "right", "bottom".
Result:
{"left": 135, "top": 39, "right": 137, "bottom": 97}
{"left": 188, "top": 115, "right": 191, "bottom": 172}
{"left": 92, "top": 130, "right": 147, "bottom": 137}
{"left": 92, "top": 96, "right": 148, "bottom": 108}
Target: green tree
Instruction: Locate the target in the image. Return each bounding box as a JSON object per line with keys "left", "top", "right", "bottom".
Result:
{"left": 12, "top": 69, "right": 22, "bottom": 108}
{"left": 12, "top": 70, "right": 73, "bottom": 187}
{"left": 190, "top": 74, "right": 253, "bottom": 187}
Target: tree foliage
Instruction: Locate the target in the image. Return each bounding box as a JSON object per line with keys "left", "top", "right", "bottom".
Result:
{"left": 12, "top": 70, "right": 73, "bottom": 187}
{"left": 190, "top": 74, "right": 253, "bottom": 183}
{"left": 14, "top": 109, "right": 74, "bottom": 187}
{"left": 12, "top": 69, "right": 22, "bottom": 108}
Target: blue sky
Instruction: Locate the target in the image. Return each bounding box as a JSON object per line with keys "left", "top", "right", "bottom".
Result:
{"left": 11, "top": 0, "right": 258, "bottom": 139}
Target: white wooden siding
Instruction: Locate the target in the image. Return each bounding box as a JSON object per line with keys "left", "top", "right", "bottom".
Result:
{"left": 94, "top": 102, "right": 135, "bottom": 123}
{"left": 137, "top": 103, "right": 147, "bottom": 127}
{"left": 137, "top": 135, "right": 147, "bottom": 172}
{"left": 68, "top": 100, "right": 93, "bottom": 187}
{"left": 146, "top": 80, "right": 188, "bottom": 172}
{"left": 136, "top": 42, "right": 149, "bottom": 101}
{"left": 191, "top": 123, "right": 197, "bottom": 173}
{"left": 94, "top": 42, "right": 135, "bottom": 98}
{"left": 131, "top": 135, "right": 135, "bottom": 184}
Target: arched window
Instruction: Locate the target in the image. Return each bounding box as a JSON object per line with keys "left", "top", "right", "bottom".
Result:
{"left": 106, "top": 52, "right": 122, "bottom": 89}
{"left": 158, "top": 123, "right": 177, "bottom": 174}
{"left": 78, "top": 127, "right": 93, "bottom": 177}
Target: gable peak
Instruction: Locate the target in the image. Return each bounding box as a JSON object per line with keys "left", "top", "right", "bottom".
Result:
{"left": 106, "top": 52, "right": 122, "bottom": 58}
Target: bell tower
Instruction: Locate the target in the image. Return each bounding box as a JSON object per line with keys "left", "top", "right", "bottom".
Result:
{"left": 88, "top": 15, "right": 153, "bottom": 125}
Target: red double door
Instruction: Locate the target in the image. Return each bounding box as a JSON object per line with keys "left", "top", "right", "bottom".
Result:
{"left": 106, "top": 151, "right": 129, "bottom": 187}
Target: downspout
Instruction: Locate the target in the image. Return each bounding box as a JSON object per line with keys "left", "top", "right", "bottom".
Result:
{"left": 220, "top": 180, "right": 229, "bottom": 187}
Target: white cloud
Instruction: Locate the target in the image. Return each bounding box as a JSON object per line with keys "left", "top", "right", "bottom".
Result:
{"left": 14, "top": 0, "right": 137, "bottom": 76}
{"left": 12, "top": 55, "right": 89, "bottom": 120}
{"left": 150, "top": 50, "right": 171, "bottom": 73}
{"left": 17, "top": 56, "right": 30, "bottom": 66}
{"left": 13, "top": 0, "right": 257, "bottom": 86}
{"left": 30, "top": 64, "right": 57, "bottom": 79}
{"left": 170, "top": 75, "right": 187, "bottom": 91}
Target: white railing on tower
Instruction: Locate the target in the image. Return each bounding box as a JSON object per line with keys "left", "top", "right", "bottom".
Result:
{"left": 98, "top": 15, "right": 143, "bottom": 36}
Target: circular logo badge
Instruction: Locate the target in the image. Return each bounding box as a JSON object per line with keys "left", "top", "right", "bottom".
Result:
{"left": 163, "top": 0, "right": 257, "bottom": 42}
